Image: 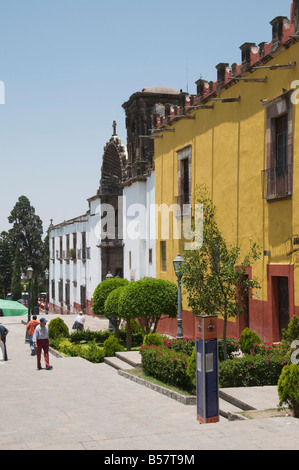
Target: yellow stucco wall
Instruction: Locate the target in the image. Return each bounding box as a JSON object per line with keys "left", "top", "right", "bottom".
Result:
{"left": 155, "top": 41, "right": 299, "bottom": 313}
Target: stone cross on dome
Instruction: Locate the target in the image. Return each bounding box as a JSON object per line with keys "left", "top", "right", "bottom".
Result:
{"left": 112, "top": 120, "right": 117, "bottom": 136}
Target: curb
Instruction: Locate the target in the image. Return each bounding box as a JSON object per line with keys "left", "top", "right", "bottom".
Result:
{"left": 118, "top": 369, "right": 197, "bottom": 405}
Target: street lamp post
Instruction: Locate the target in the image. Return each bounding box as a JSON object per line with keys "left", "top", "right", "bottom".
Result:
{"left": 105, "top": 271, "right": 115, "bottom": 331}
{"left": 45, "top": 269, "right": 49, "bottom": 315}
{"left": 27, "top": 266, "right": 33, "bottom": 324}
{"left": 173, "top": 254, "right": 186, "bottom": 339}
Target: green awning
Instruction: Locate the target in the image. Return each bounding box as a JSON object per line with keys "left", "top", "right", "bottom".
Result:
{"left": 0, "top": 300, "right": 28, "bottom": 317}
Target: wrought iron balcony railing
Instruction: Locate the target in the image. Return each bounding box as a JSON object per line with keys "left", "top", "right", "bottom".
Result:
{"left": 261, "top": 165, "right": 293, "bottom": 200}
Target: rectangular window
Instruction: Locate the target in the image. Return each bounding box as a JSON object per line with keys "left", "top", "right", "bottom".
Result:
{"left": 149, "top": 248, "right": 153, "bottom": 264}
{"left": 65, "top": 281, "right": 70, "bottom": 308}
{"left": 82, "top": 232, "right": 86, "bottom": 262}
{"left": 80, "top": 285, "right": 86, "bottom": 312}
{"left": 276, "top": 114, "right": 288, "bottom": 176}
{"left": 51, "top": 238, "right": 55, "bottom": 261}
{"left": 161, "top": 241, "right": 167, "bottom": 272}
{"left": 59, "top": 236, "right": 63, "bottom": 263}
{"left": 263, "top": 93, "right": 293, "bottom": 201}
{"left": 58, "top": 279, "right": 63, "bottom": 303}
{"left": 129, "top": 251, "right": 132, "bottom": 270}
{"left": 66, "top": 234, "right": 70, "bottom": 263}
{"left": 51, "top": 280, "right": 55, "bottom": 300}
{"left": 177, "top": 146, "right": 192, "bottom": 215}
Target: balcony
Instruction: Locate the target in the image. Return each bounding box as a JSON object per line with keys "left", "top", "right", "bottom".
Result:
{"left": 262, "top": 165, "right": 293, "bottom": 201}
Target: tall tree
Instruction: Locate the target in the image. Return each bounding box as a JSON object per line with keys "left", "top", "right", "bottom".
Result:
{"left": 0, "top": 231, "right": 13, "bottom": 298}
{"left": 181, "top": 185, "right": 261, "bottom": 360}
{"left": 11, "top": 241, "right": 22, "bottom": 301}
{"left": 8, "top": 195, "right": 44, "bottom": 275}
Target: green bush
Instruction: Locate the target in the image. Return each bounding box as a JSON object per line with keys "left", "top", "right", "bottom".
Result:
{"left": 93, "top": 278, "right": 130, "bottom": 317}
{"left": 186, "top": 347, "right": 196, "bottom": 389}
{"left": 70, "top": 329, "right": 111, "bottom": 344}
{"left": 143, "top": 333, "right": 164, "bottom": 347}
{"left": 165, "top": 338, "right": 196, "bottom": 356}
{"left": 281, "top": 316, "right": 299, "bottom": 357}
{"left": 239, "top": 328, "right": 262, "bottom": 355}
{"left": 103, "top": 335, "right": 125, "bottom": 357}
{"left": 219, "top": 354, "right": 288, "bottom": 388}
{"left": 140, "top": 344, "right": 193, "bottom": 392}
{"left": 278, "top": 364, "right": 299, "bottom": 417}
{"left": 81, "top": 341, "right": 104, "bottom": 363}
{"left": 48, "top": 317, "right": 69, "bottom": 340}
{"left": 118, "top": 328, "right": 144, "bottom": 348}
{"left": 57, "top": 338, "right": 104, "bottom": 363}
{"left": 218, "top": 337, "right": 240, "bottom": 361}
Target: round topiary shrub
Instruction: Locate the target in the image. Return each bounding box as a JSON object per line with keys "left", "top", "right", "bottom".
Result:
{"left": 278, "top": 364, "right": 299, "bottom": 417}
{"left": 48, "top": 317, "right": 69, "bottom": 340}
{"left": 104, "top": 286, "right": 127, "bottom": 338}
{"left": 93, "top": 278, "right": 129, "bottom": 317}
{"left": 240, "top": 327, "right": 262, "bottom": 355}
{"left": 118, "top": 277, "right": 178, "bottom": 334}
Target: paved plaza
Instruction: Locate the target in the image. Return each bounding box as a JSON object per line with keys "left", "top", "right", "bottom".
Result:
{"left": 0, "top": 314, "right": 299, "bottom": 451}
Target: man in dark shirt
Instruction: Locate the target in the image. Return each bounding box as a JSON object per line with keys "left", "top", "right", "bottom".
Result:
{"left": 0, "top": 324, "right": 9, "bottom": 361}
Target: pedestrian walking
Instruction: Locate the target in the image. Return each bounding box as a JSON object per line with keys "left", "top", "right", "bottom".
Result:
{"left": 75, "top": 311, "right": 85, "bottom": 331}
{"left": 33, "top": 317, "right": 53, "bottom": 370}
{"left": 0, "top": 323, "right": 9, "bottom": 361}
{"left": 26, "top": 315, "right": 40, "bottom": 356}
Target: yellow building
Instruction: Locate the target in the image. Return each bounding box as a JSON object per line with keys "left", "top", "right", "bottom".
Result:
{"left": 155, "top": 1, "right": 299, "bottom": 342}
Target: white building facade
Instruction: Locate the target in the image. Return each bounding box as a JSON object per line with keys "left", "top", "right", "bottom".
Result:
{"left": 48, "top": 88, "right": 183, "bottom": 315}
{"left": 48, "top": 132, "right": 126, "bottom": 315}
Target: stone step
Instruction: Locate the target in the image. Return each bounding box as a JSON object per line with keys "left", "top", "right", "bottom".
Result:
{"left": 115, "top": 351, "right": 142, "bottom": 368}
{"left": 219, "top": 398, "right": 246, "bottom": 421}
{"left": 104, "top": 356, "right": 136, "bottom": 371}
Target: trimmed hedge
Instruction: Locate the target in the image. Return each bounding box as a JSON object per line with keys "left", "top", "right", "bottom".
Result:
{"left": 219, "top": 354, "right": 289, "bottom": 388}
{"left": 140, "top": 344, "right": 193, "bottom": 393}
{"left": 140, "top": 335, "right": 291, "bottom": 391}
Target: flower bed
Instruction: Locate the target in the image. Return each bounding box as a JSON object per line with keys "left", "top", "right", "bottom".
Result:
{"left": 140, "top": 344, "right": 193, "bottom": 393}
{"left": 140, "top": 336, "right": 291, "bottom": 391}
{"left": 219, "top": 354, "right": 288, "bottom": 388}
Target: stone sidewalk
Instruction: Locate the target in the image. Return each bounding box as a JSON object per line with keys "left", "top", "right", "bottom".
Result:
{"left": 0, "top": 314, "right": 298, "bottom": 450}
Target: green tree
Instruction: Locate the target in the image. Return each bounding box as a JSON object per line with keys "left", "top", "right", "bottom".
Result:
{"left": 182, "top": 185, "right": 261, "bottom": 360}
{"left": 104, "top": 286, "right": 127, "bottom": 341}
{"left": 118, "top": 278, "right": 178, "bottom": 335}
{"left": 11, "top": 242, "right": 22, "bottom": 301}
{"left": 8, "top": 195, "right": 44, "bottom": 275}
{"left": 0, "top": 231, "right": 13, "bottom": 298}
{"left": 92, "top": 278, "right": 129, "bottom": 317}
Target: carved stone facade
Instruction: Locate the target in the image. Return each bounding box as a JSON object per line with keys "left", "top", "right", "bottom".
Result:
{"left": 96, "top": 129, "right": 127, "bottom": 280}
{"left": 121, "top": 87, "right": 182, "bottom": 187}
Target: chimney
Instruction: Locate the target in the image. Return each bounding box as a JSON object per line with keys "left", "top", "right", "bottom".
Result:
{"left": 195, "top": 78, "right": 209, "bottom": 98}
{"left": 216, "top": 63, "right": 229, "bottom": 86}
{"left": 292, "top": 0, "right": 299, "bottom": 34}
{"left": 240, "top": 43, "right": 256, "bottom": 72}
{"left": 270, "top": 16, "right": 290, "bottom": 51}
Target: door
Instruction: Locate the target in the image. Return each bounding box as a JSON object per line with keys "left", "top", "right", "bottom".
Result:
{"left": 278, "top": 277, "right": 289, "bottom": 340}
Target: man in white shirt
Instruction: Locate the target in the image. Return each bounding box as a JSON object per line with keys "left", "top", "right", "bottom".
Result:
{"left": 75, "top": 311, "right": 85, "bottom": 331}
{"left": 33, "top": 318, "right": 53, "bottom": 370}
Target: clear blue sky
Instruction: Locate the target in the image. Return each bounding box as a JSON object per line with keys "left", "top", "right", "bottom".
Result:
{"left": 0, "top": 0, "right": 291, "bottom": 235}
